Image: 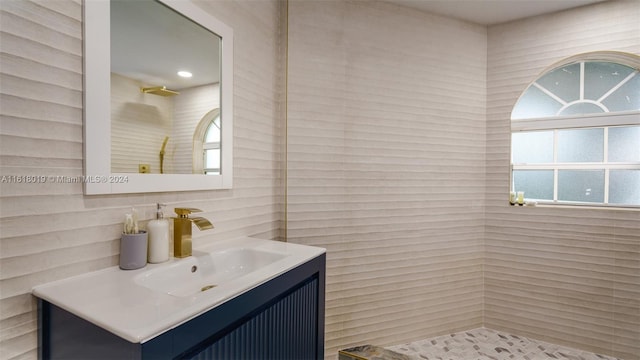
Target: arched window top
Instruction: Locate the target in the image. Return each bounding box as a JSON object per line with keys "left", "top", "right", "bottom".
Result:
{"left": 192, "top": 108, "right": 221, "bottom": 175}
{"left": 511, "top": 52, "right": 640, "bottom": 120}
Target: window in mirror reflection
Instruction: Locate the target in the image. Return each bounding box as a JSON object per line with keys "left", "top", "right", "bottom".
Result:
{"left": 192, "top": 108, "right": 221, "bottom": 174}
{"left": 204, "top": 115, "right": 221, "bottom": 175}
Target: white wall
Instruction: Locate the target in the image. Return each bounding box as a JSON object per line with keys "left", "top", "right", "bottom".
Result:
{"left": 286, "top": 1, "right": 487, "bottom": 357}
{"left": 0, "top": 1, "right": 286, "bottom": 359}
{"left": 485, "top": 1, "right": 640, "bottom": 358}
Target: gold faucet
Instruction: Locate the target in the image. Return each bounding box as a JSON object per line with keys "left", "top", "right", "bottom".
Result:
{"left": 173, "top": 208, "right": 214, "bottom": 258}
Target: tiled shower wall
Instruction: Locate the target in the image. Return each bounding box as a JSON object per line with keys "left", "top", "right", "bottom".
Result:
{"left": 286, "top": 1, "right": 487, "bottom": 357}
{"left": 0, "top": 1, "right": 286, "bottom": 358}
{"left": 287, "top": 0, "right": 639, "bottom": 358}
{"left": 485, "top": 1, "right": 640, "bottom": 359}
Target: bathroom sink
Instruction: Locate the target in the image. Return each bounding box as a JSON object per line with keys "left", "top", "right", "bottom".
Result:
{"left": 134, "top": 247, "right": 287, "bottom": 297}
{"left": 32, "top": 236, "right": 325, "bottom": 343}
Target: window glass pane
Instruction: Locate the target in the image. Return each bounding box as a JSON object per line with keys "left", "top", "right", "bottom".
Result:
{"left": 558, "top": 170, "right": 604, "bottom": 203}
{"left": 601, "top": 73, "right": 640, "bottom": 112}
{"left": 536, "top": 63, "right": 580, "bottom": 103}
{"left": 584, "top": 62, "right": 636, "bottom": 100}
{"left": 558, "top": 102, "right": 605, "bottom": 116}
{"left": 557, "top": 128, "right": 603, "bottom": 162}
{"left": 609, "top": 126, "right": 640, "bottom": 162}
{"left": 513, "top": 170, "right": 554, "bottom": 200}
{"left": 511, "top": 131, "right": 554, "bottom": 163}
{"left": 511, "top": 85, "right": 563, "bottom": 120}
{"left": 205, "top": 115, "right": 221, "bottom": 143}
{"left": 609, "top": 170, "right": 640, "bottom": 205}
{"left": 205, "top": 149, "right": 220, "bottom": 173}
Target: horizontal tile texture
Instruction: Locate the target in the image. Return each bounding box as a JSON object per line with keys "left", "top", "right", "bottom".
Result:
{"left": 0, "top": 0, "right": 286, "bottom": 358}
{"left": 286, "top": 1, "right": 487, "bottom": 358}
{"left": 486, "top": 1, "right": 640, "bottom": 359}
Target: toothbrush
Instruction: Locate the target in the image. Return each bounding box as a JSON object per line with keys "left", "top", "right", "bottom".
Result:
{"left": 123, "top": 207, "right": 140, "bottom": 234}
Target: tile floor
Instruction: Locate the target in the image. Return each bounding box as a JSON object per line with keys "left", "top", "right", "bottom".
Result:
{"left": 387, "top": 328, "right": 621, "bottom": 360}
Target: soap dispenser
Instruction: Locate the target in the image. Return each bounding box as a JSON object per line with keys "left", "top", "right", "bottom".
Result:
{"left": 147, "top": 203, "right": 170, "bottom": 263}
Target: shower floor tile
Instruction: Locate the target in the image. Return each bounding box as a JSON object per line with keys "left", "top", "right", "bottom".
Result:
{"left": 387, "top": 328, "right": 621, "bottom": 360}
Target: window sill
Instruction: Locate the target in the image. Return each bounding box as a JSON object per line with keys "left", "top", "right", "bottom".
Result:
{"left": 511, "top": 201, "right": 640, "bottom": 211}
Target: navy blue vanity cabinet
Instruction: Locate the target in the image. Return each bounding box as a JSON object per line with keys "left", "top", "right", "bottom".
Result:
{"left": 39, "top": 254, "right": 325, "bottom": 360}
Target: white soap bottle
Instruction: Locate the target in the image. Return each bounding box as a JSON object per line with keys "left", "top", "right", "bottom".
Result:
{"left": 147, "top": 203, "right": 170, "bottom": 263}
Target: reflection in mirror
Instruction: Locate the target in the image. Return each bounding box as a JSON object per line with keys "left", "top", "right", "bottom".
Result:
{"left": 110, "top": 0, "right": 221, "bottom": 175}
{"left": 192, "top": 109, "right": 220, "bottom": 175}
{"left": 84, "top": 0, "right": 233, "bottom": 194}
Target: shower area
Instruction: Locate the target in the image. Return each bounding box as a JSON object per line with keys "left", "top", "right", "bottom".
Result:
{"left": 284, "top": 1, "right": 639, "bottom": 359}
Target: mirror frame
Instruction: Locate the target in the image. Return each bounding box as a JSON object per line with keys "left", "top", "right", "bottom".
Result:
{"left": 84, "top": 0, "right": 233, "bottom": 194}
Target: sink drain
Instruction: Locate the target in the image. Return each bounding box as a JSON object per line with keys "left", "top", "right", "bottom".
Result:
{"left": 201, "top": 285, "right": 216, "bottom": 292}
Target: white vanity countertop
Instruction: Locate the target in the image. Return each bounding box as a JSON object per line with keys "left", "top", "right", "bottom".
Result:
{"left": 32, "top": 237, "right": 325, "bottom": 343}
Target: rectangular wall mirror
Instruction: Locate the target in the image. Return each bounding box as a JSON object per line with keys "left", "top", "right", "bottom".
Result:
{"left": 84, "top": 0, "right": 233, "bottom": 194}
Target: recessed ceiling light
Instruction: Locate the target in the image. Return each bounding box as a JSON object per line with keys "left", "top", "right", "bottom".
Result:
{"left": 177, "top": 71, "right": 192, "bottom": 78}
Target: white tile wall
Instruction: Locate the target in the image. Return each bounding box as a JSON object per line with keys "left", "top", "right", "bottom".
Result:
{"left": 0, "top": 1, "right": 286, "bottom": 359}
{"left": 286, "top": 1, "right": 487, "bottom": 358}
{"left": 485, "top": 1, "right": 640, "bottom": 359}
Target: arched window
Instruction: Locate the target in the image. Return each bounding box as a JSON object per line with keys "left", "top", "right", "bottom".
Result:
{"left": 203, "top": 115, "right": 221, "bottom": 175}
{"left": 193, "top": 109, "right": 221, "bottom": 175}
{"left": 510, "top": 52, "right": 640, "bottom": 207}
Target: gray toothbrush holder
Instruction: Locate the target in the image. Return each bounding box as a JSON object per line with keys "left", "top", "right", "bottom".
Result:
{"left": 119, "top": 231, "right": 148, "bottom": 270}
